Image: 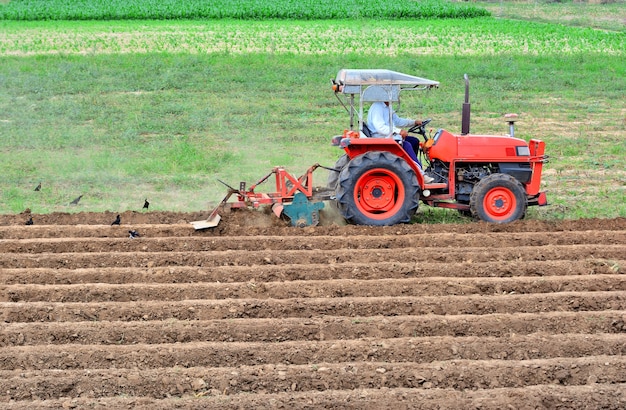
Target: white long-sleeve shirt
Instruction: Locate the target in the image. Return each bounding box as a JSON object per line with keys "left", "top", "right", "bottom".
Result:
{"left": 366, "top": 102, "right": 414, "bottom": 138}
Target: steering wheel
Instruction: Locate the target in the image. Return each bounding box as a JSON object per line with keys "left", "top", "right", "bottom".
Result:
{"left": 408, "top": 118, "right": 432, "bottom": 140}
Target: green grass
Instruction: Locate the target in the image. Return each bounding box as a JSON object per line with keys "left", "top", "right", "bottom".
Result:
{"left": 0, "top": 4, "right": 624, "bottom": 220}
{"left": 476, "top": 0, "right": 626, "bottom": 33}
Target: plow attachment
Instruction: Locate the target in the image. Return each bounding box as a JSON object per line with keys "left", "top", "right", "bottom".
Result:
{"left": 191, "top": 164, "right": 333, "bottom": 230}
{"left": 282, "top": 192, "right": 325, "bottom": 228}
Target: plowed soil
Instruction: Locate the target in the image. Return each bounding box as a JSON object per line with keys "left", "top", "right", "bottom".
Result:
{"left": 1, "top": 210, "right": 625, "bottom": 409}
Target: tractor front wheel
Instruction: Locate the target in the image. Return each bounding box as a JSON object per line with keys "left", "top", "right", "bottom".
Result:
{"left": 335, "top": 151, "right": 419, "bottom": 226}
{"left": 470, "top": 173, "right": 527, "bottom": 223}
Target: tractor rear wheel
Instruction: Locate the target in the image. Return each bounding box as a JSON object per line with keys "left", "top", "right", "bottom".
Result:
{"left": 336, "top": 151, "right": 419, "bottom": 226}
{"left": 470, "top": 173, "right": 527, "bottom": 223}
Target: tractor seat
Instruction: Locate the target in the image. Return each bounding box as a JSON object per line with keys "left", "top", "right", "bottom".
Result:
{"left": 361, "top": 122, "right": 373, "bottom": 138}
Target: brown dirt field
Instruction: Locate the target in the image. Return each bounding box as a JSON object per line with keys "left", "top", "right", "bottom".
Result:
{"left": 1, "top": 211, "right": 625, "bottom": 409}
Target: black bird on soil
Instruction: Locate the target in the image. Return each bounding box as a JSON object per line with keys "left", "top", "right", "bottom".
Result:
{"left": 143, "top": 199, "right": 149, "bottom": 210}
{"left": 34, "top": 182, "right": 41, "bottom": 191}
{"left": 128, "top": 230, "right": 140, "bottom": 239}
{"left": 111, "top": 214, "right": 121, "bottom": 226}
{"left": 25, "top": 216, "right": 34, "bottom": 225}
{"left": 70, "top": 195, "right": 83, "bottom": 205}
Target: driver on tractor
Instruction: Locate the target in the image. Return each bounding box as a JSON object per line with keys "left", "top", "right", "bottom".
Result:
{"left": 365, "top": 101, "right": 434, "bottom": 183}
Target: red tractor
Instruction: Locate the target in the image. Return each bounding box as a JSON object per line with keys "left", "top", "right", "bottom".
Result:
{"left": 192, "top": 69, "right": 548, "bottom": 229}
{"left": 328, "top": 69, "right": 548, "bottom": 225}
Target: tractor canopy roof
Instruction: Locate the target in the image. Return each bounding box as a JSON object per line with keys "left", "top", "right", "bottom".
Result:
{"left": 334, "top": 69, "right": 439, "bottom": 90}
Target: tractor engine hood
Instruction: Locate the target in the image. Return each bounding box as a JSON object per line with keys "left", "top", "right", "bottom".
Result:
{"left": 430, "top": 129, "right": 532, "bottom": 162}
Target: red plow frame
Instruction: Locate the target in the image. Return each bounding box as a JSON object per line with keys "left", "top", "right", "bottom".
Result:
{"left": 191, "top": 164, "right": 331, "bottom": 229}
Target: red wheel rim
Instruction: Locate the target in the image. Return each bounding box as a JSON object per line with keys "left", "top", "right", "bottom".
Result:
{"left": 483, "top": 187, "right": 517, "bottom": 221}
{"left": 354, "top": 168, "right": 405, "bottom": 220}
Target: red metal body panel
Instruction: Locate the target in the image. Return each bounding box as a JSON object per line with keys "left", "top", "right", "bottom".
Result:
{"left": 458, "top": 135, "right": 528, "bottom": 160}
{"left": 341, "top": 138, "right": 407, "bottom": 161}
{"left": 429, "top": 129, "right": 531, "bottom": 163}
{"left": 527, "top": 139, "right": 546, "bottom": 196}
{"left": 427, "top": 129, "right": 457, "bottom": 161}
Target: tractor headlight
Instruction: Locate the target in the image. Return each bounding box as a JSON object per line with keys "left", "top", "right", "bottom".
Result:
{"left": 516, "top": 146, "right": 530, "bottom": 156}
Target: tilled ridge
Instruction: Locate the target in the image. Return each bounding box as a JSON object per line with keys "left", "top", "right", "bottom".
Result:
{"left": 1, "top": 334, "right": 625, "bottom": 371}
{"left": 2, "top": 230, "right": 625, "bottom": 253}
{"left": 2, "top": 244, "right": 625, "bottom": 269}
{"left": 2, "top": 312, "right": 625, "bottom": 346}
{"left": 2, "top": 214, "right": 625, "bottom": 233}
{"left": 1, "top": 356, "right": 625, "bottom": 400}
{"left": 3, "top": 275, "right": 625, "bottom": 303}
{"left": 2, "top": 292, "right": 626, "bottom": 323}
{"left": 3, "top": 385, "right": 626, "bottom": 410}
{"left": 1, "top": 259, "right": 624, "bottom": 285}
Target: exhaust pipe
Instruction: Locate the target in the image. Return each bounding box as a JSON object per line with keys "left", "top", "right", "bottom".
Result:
{"left": 461, "top": 74, "right": 470, "bottom": 135}
{"left": 504, "top": 113, "right": 518, "bottom": 137}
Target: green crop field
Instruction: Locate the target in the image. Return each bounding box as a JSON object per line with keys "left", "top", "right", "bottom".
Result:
{"left": 0, "top": 0, "right": 489, "bottom": 20}
{"left": 0, "top": 0, "right": 624, "bottom": 221}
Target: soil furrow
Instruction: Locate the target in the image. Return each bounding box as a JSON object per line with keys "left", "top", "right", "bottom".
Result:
{"left": 2, "top": 334, "right": 624, "bottom": 371}
{"left": 2, "top": 311, "right": 625, "bottom": 346}
{"left": 1, "top": 259, "right": 623, "bottom": 285}
{"left": 2, "top": 213, "right": 625, "bottom": 234}
{"left": 2, "top": 230, "right": 625, "bottom": 253}
{"left": 2, "top": 213, "right": 624, "bottom": 407}
{"left": 3, "top": 385, "right": 626, "bottom": 410}
{"left": 2, "top": 292, "right": 625, "bottom": 323}
{"left": 3, "top": 275, "right": 625, "bottom": 303}
{"left": 1, "top": 244, "right": 625, "bottom": 269}
{"left": 1, "top": 356, "right": 624, "bottom": 400}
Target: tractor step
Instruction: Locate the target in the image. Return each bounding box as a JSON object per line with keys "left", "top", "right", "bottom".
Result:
{"left": 424, "top": 182, "right": 447, "bottom": 189}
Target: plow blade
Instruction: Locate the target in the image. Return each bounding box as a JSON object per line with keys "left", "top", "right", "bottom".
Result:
{"left": 190, "top": 214, "right": 221, "bottom": 230}
{"left": 190, "top": 190, "right": 234, "bottom": 230}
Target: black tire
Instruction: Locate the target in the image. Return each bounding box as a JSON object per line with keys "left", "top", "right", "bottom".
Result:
{"left": 327, "top": 154, "right": 349, "bottom": 190}
{"left": 470, "top": 173, "right": 527, "bottom": 223}
{"left": 335, "top": 151, "right": 420, "bottom": 226}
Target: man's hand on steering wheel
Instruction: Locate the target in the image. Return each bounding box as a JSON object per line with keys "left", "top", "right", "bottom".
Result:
{"left": 408, "top": 118, "right": 432, "bottom": 140}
